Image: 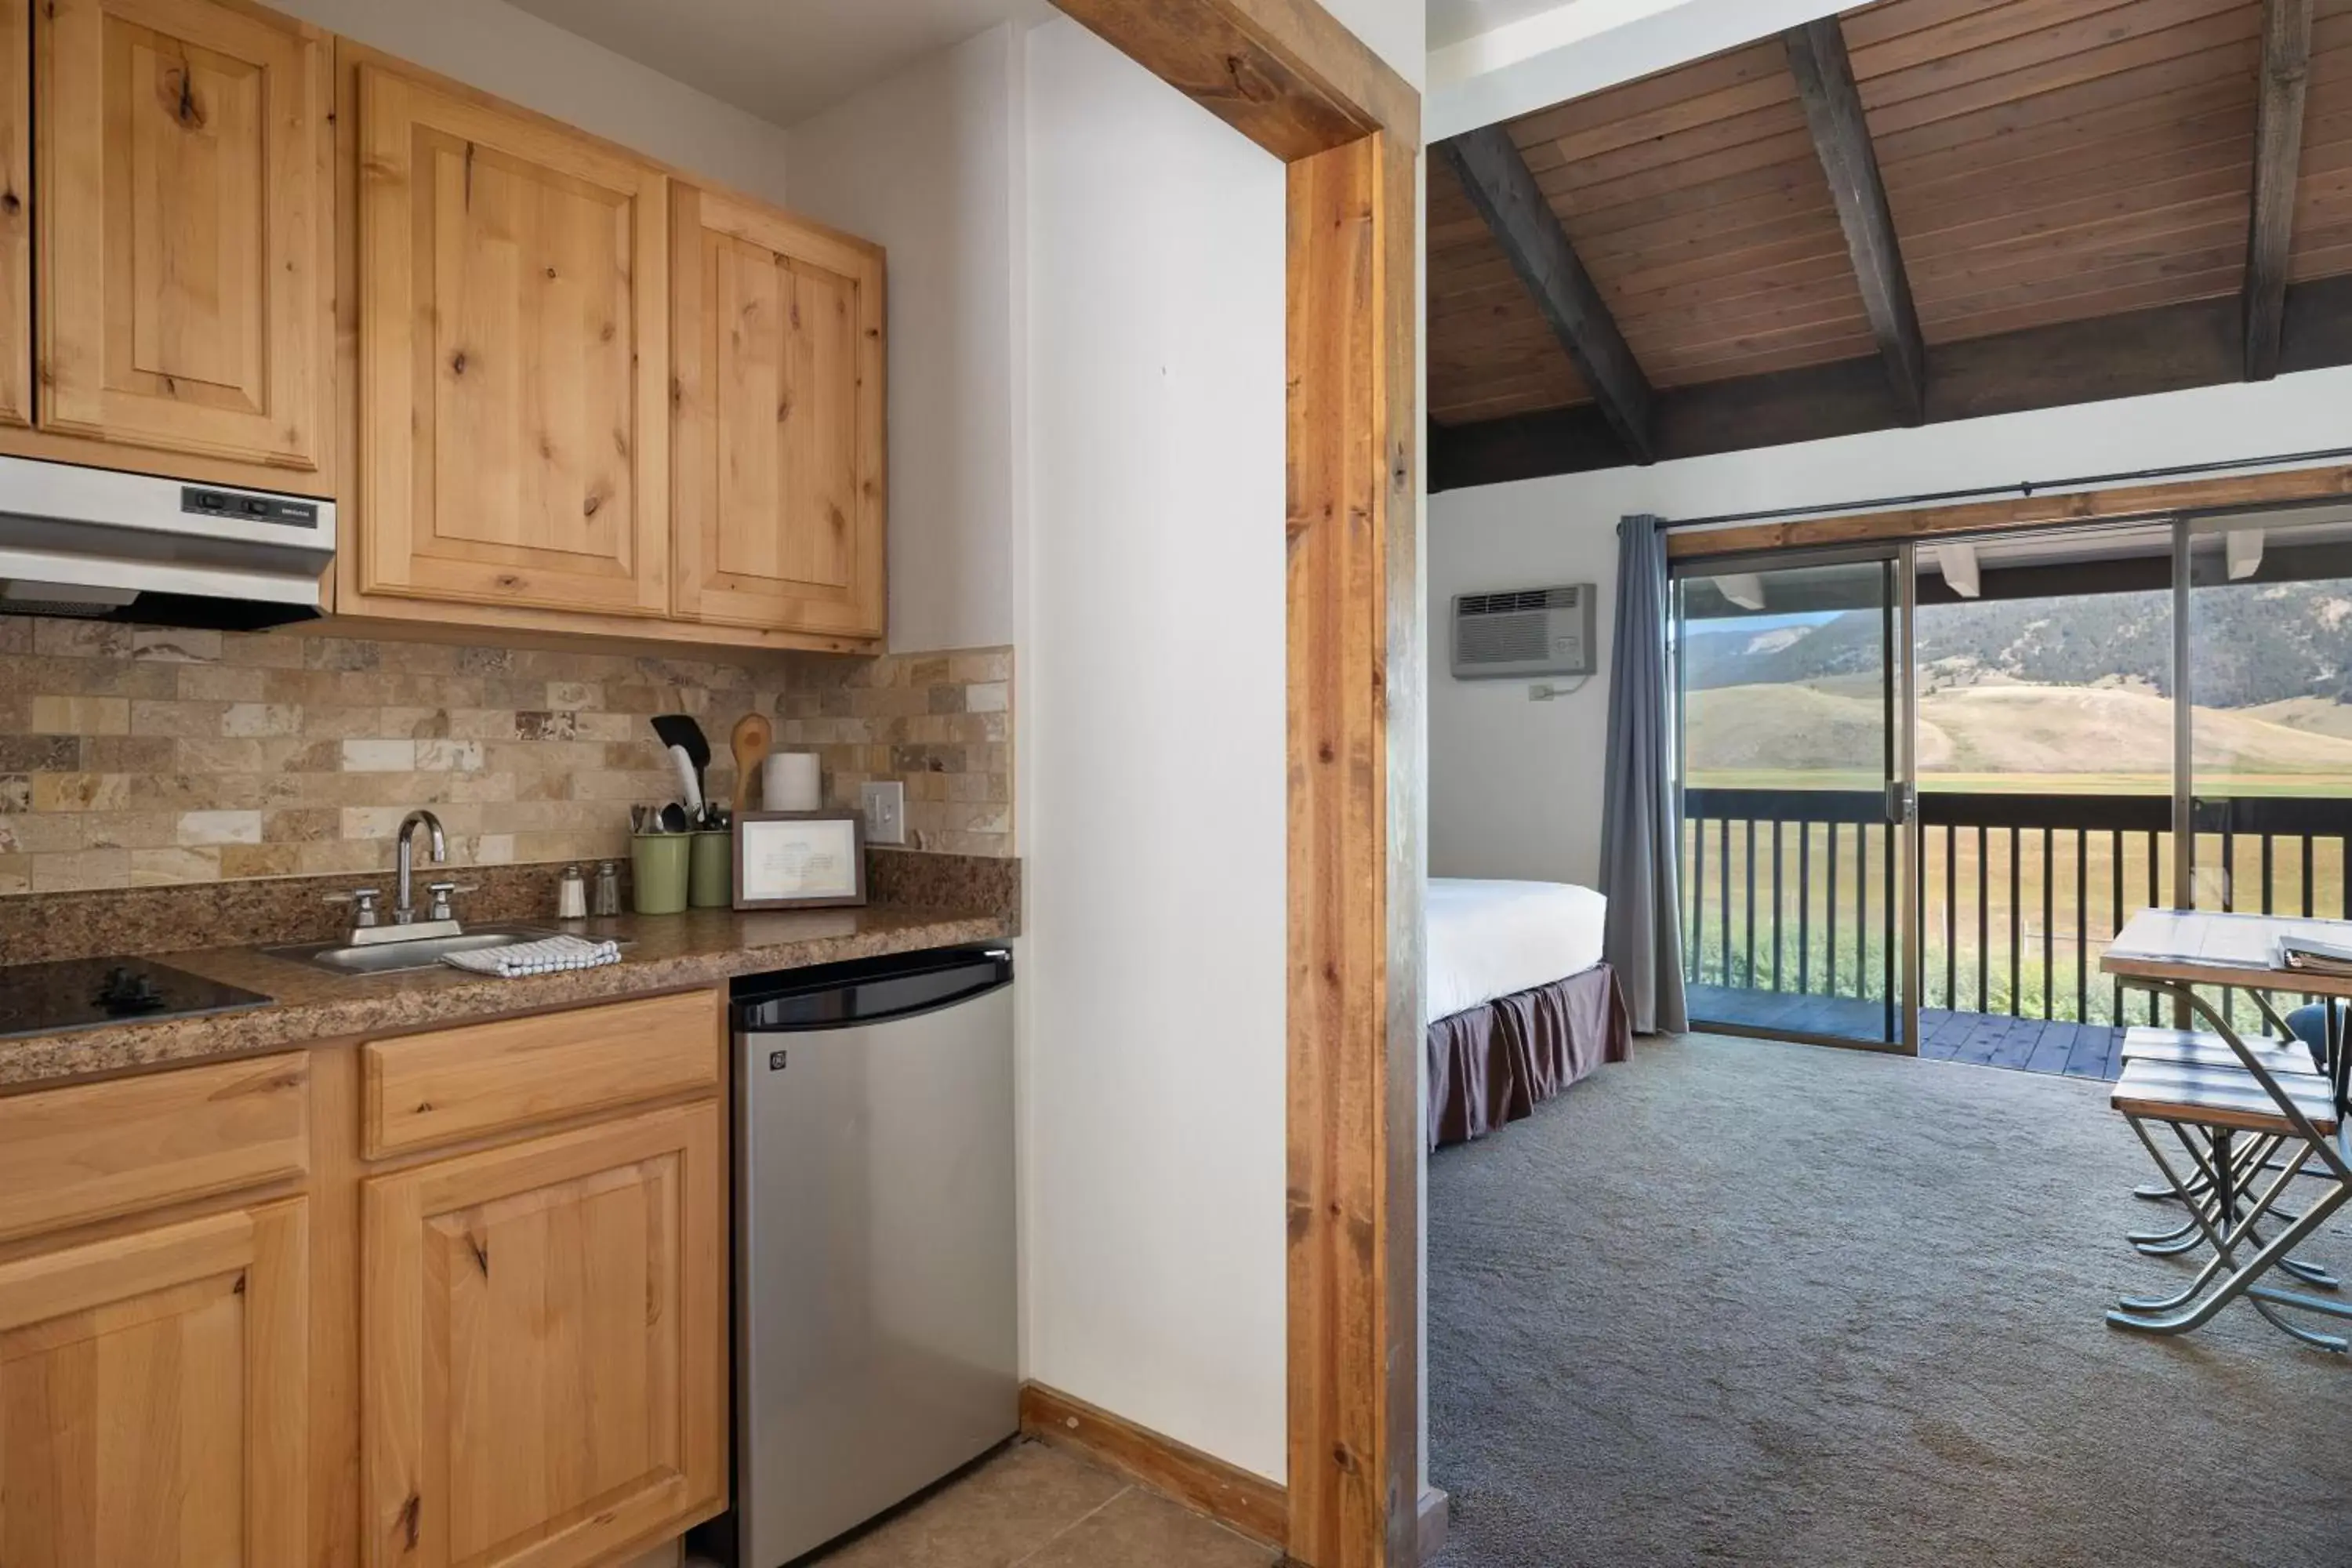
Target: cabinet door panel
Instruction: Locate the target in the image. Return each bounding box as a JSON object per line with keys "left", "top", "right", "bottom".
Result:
{"left": 359, "top": 65, "right": 669, "bottom": 618}
{"left": 36, "top": 0, "right": 328, "bottom": 470}
{"left": 0, "top": 1200, "right": 309, "bottom": 1568}
{"left": 363, "top": 1102, "right": 722, "bottom": 1568}
{"left": 0, "top": 0, "right": 27, "bottom": 430}
{"left": 673, "top": 186, "right": 883, "bottom": 636}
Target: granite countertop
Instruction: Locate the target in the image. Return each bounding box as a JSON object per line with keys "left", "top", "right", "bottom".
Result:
{"left": 0, "top": 902, "right": 1014, "bottom": 1092}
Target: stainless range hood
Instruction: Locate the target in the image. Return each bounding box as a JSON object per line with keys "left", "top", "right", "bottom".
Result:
{"left": 0, "top": 453, "right": 335, "bottom": 630}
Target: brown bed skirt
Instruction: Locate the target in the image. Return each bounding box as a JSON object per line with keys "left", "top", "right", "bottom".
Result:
{"left": 1427, "top": 962, "right": 1631, "bottom": 1150}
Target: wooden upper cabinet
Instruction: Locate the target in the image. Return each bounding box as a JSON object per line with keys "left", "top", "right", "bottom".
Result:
{"left": 0, "top": 1200, "right": 309, "bottom": 1566}
{"left": 361, "top": 1102, "right": 723, "bottom": 1568}
{"left": 356, "top": 64, "right": 670, "bottom": 618}
{"left": 0, "top": 0, "right": 27, "bottom": 430}
{"left": 34, "top": 0, "right": 330, "bottom": 472}
{"left": 673, "top": 185, "right": 884, "bottom": 637}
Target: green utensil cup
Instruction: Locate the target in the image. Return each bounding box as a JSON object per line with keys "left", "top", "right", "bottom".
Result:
{"left": 688, "top": 829, "right": 732, "bottom": 908}
{"left": 631, "top": 833, "right": 691, "bottom": 915}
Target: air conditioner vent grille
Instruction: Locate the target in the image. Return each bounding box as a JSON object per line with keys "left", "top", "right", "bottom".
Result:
{"left": 1451, "top": 582, "right": 1597, "bottom": 680}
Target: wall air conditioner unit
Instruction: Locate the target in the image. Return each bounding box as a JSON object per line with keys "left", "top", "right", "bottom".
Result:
{"left": 1451, "top": 583, "right": 1596, "bottom": 679}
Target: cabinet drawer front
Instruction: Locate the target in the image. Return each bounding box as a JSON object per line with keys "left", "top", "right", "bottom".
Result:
{"left": 0, "top": 1053, "right": 310, "bottom": 1243}
{"left": 362, "top": 989, "right": 720, "bottom": 1156}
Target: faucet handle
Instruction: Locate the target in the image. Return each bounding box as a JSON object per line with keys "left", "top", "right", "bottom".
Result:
{"left": 425, "top": 881, "right": 477, "bottom": 923}
{"left": 327, "top": 887, "right": 384, "bottom": 928}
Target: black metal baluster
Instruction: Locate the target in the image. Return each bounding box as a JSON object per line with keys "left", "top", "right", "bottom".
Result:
{"left": 1944, "top": 823, "right": 1956, "bottom": 1012}
{"left": 1771, "top": 819, "right": 1784, "bottom": 992}
{"left": 1828, "top": 825, "right": 1841, "bottom": 997}
{"left": 1719, "top": 818, "right": 1732, "bottom": 989}
{"left": 2111, "top": 827, "right": 2124, "bottom": 1027}
{"left": 2075, "top": 826, "right": 2088, "bottom": 1024}
{"left": 1857, "top": 821, "right": 1871, "bottom": 1001}
{"left": 1694, "top": 822, "right": 1708, "bottom": 985}
{"left": 1744, "top": 821, "right": 1757, "bottom": 990}
{"left": 1977, "top": 824, "right": 1989, "bottom": 1014}
{"left": 1883, "top": 819, "right": 1896, "bottom": 1036}
{"left": 2009, "top": 826, "right": 2021, "bottom": 1018}
{"left": 2262, "top": 833, "right": 2274, "bottom": 916}
{"left": 2147, "top": 828, "right": 2161, "bottom": 1026}
{"left": 2303, "top": 834, "right": 2315, "bottom": 918}
{"left": 1798, "top": 823, "right": 1812, "bottom": 994}
{"left": 2042, "top": 826, "right": 2054, "bottom": 1022}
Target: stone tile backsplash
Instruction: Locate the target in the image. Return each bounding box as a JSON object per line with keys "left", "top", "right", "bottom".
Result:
{"left": 0, "top": 617, "right": 1014, "bottom": 895}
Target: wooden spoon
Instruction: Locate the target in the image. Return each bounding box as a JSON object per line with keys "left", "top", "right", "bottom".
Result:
{"left": 731, "top": 713, "right": 774, "bottom": 817}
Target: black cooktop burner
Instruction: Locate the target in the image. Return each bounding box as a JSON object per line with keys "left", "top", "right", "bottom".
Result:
{"left": 0, "top": 956, "right": 272, "bottom": 1041}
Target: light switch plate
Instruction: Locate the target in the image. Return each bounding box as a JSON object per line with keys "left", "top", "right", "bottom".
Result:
{"left": 860, "top": 780, "right": 906, "bottom": 845}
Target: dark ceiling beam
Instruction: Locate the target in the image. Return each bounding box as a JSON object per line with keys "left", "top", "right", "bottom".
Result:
{"left": 1430, "top": 275, "right": 2352, "bottom": 492}
{"left": 2245, "top": 0, "right": 2314, "bottom": 382}
{"left": 1783, "top": 16, "right": 1926, "bottom": 426}
{"left": 1435, "top": 125, "right": 1655, "bottom": 463}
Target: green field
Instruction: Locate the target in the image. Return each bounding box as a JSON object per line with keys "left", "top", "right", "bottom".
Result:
{"left": 1680, "top": 677, "right": 2352, "bottom": 1028}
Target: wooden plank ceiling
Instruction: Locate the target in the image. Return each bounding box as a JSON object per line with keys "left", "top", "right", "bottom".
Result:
{"left": 1432, "top": 0, "right": 2352, "bottom": 486}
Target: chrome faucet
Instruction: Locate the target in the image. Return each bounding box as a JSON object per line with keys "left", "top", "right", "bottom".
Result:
{"left": 394, "top": 808, "right": 446, "bottom": 925}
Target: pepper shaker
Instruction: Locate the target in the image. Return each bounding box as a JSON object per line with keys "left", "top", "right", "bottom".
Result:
{"left": 592, "top": 860, "right": 622, "bottom": 917}
{"left": 557, "top": 863, "right": 588, "bottom": 920}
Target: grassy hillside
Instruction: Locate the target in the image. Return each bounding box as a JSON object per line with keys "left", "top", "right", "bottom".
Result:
{"left": 1688, "top": 680, "right": 2352, "bottom": 786}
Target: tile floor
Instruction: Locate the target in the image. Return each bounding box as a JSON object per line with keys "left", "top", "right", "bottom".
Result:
{"left": 776, "top": 1439, "right": 1279, "bottom": 1568}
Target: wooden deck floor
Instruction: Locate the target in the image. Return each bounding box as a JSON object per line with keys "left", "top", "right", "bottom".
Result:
{"left": 1686, "top": 985, "right": 2123, "bottom": 1083}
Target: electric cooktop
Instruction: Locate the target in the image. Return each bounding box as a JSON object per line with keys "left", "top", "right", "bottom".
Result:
{"left": 0, "top": 956, "right": 272, "bottom": 1041}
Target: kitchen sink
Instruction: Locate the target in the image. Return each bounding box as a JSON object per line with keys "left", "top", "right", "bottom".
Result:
{"left": 265, "top": 924, "right": 622, "bottom": 976}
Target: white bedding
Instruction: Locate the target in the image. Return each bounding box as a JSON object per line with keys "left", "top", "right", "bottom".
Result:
{"left": 1425, "top": 878, "right": 1608, "bottom": 1027}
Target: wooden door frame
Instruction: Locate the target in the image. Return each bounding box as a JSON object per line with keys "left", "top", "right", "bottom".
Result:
{"left": 1047, "top": 5, "right": 1423, "bottom": 1565}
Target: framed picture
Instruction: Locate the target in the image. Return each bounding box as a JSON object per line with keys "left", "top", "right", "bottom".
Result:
{"left": 734, "top": 810, "right": 867, "bottom": 909}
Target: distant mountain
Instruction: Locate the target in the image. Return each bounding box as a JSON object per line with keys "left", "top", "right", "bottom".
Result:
{"left": 1683, "top": 582, "right": 2352, "bottom": 710}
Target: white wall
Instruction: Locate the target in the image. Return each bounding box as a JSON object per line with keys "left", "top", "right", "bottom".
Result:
{"left": 271, "top": 0, "right": 791, "bottom": 204}
{"left": 786, "top": 28, "right": 1025, "bottom": 655}
{"left": 1428, "top": 365, "right": 2352, "bottom": 890}
{"left": 1018, "top": 16, "right": 1292, "bottom": 1481}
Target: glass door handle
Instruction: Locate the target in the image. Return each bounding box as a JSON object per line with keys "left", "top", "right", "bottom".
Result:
{"left": 1885, "top": 782, "right": 1916, "bottom": 823}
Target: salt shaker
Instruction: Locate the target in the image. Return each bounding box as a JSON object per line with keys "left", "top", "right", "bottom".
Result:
{"left": 557, "top": 863, "right": 588, "bottom": 920}
{"left": 592, "top": 860, "right": 622, "bottom": 917}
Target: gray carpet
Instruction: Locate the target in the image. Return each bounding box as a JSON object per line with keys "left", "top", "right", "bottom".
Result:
{"left": 1428, "top": 1033, "right": 2352, "bottom": 1568}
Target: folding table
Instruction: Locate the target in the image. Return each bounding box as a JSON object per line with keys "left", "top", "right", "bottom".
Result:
{"left": 2100, "top": 910, "right": 2352, "bottom": 1350}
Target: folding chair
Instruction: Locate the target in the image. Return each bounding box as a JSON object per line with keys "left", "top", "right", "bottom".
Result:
{"left": 2118, "top": 1026, "right": 2336, "bottom": 1279}
{"left": 2109, "top": 1053, "right": 2352, "bottom": 1350}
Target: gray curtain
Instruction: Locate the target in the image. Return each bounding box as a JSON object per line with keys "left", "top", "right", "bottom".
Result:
{"left": 1600, "top": 515, "right": 1687, "bottom": 1034}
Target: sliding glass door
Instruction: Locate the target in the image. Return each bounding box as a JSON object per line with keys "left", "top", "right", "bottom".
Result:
{"left": 1674, "top": 554, "right": 1911, "bottom": 1048}
{"left": 1667, "top": 503, "right": 2352, "bottom": 1066}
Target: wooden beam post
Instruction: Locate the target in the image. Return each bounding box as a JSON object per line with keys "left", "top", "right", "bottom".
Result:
{"left": 1784, "top": 16, "right": 1926, "bottom": 426}
{"left": 1435, "top": 125, "right": 1654, "bottom": 462}
{"left": 1044, "top": 4, "right": 1424, "bottom": 1565}
{"left": 2245, "top": 0, "right": 2313, "bottom": 382}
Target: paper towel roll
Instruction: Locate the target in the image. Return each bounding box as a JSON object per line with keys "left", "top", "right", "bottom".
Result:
{"left": 764, "top": 751, "right": 821, "bottom": 811}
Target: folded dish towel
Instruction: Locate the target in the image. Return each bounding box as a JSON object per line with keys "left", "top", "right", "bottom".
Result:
{"left": 441, "top": 934, "right": 622, "bottom": 978}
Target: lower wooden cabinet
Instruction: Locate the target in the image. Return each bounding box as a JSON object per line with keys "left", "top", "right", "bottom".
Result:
{"left": 0, "top": 1199, "right": 310, "bottom": 1566}
{"left": 361, "top": 1100, "right": 725, "bottom": 1568}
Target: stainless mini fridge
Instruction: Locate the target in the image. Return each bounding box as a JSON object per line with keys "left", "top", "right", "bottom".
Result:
{"left": 712, "top": 945, "right": 1016, "bottom": 1567}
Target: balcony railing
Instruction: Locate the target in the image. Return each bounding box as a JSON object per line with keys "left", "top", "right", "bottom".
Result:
{"left": 1679, "top": 786, "right": 2352, "bottom": 1033}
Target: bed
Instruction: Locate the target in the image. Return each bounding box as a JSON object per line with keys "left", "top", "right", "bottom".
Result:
{"left": 1426, "top": 879, "right": 1630, "bottom": 1149}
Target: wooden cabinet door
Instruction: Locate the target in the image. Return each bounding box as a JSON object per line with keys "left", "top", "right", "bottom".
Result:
{"left": 672, "top": 185, "right": 884, "bottom": 637}
{"left": 357, "top": 64, "right": 670, "bottom": 618}
{"left": 0, "top": 1200, "right": 309, "bottom": 1566}
{"left": 361, "top": 1102, "right": 723, "bottom": 1568}
{"left": 0, "top": 0, "right": 27, "bottom": 430}
{"left": 34, "top": 0, "right": 329, "bottom": 470}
